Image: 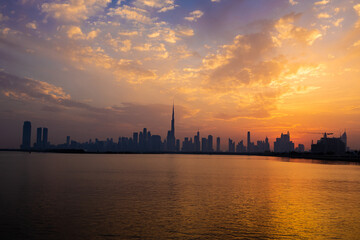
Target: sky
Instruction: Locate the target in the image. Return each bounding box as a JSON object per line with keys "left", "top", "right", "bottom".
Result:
{"left": 0, "top": 0, "right": 360, "bottom": 150}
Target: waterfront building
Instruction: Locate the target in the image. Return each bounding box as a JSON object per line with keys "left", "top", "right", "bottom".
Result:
{"left": 20, "top": 121, "right": 31, "bottom": 150}
{"left": 311, "top": 133, "right": 346, "bottom": 155}
{"left": 274, "top": 132, "right": 294, "bottom": 153}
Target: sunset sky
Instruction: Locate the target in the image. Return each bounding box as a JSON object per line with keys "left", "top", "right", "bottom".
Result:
{"left": 0, "top": 0, "right": 360, "bottom": 150}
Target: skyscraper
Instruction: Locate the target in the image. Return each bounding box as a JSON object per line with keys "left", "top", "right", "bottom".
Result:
{"left": 166, "top": 103, "right": 176, "bottom": 151}
{"left": 36, "top": 127, "right": 42, "bottom": 146}
{"left": 21, "top": 121, "right": 31, "bottom": 150}
{"left": 341, "top": 131, "right": 347, "bottom": 150}
{"left": 133, "top": 132, "right": 138, "bottom": 150}
{"left": 171, "top": 103, "right": 175, "bottom": 137}
{"left": 216, "top": 137, "right": 220, "bottom": 152}
{"left": 201, "top": 138, "right": 207, "bottom": 152}
{"left": 274, "top": 132, "right": 294, "bottom": 153}
{"left": 207, "top": 135, "right": 213, "bottom": 152}
{"left": 194, "top": 130, "right": 200, "bottom": 152}
{"left": 247, "top": 131, "right": 251, "bottom": 152}
{"left": 43, "top": 127, "right": 48, "bottom": 148}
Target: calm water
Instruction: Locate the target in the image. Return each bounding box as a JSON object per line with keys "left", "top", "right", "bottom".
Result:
{"left": 1, "top": 152, "right": 360, "bottom": 239}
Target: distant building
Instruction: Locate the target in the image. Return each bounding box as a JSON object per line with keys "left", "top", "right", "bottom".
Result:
{"left": 247, "top": 131, "right": 251, "bottom": 152}
{"left": 182, "top": 137, "right": 194, "bottom": 152}
{"left": 176, "top": 139, "right": 180, "bottom": 152}
{"left": 151, "top": 135, "right": 162, "bottom": 152}
{"left": 255, "top": 137, "right": 270, "bottom": 152}
{"left": 36, "top": 127, "right": 42, "bottom": 147}
{"left": 207, "top": 135, "right": 213, "bottom": 152}
{"left": 341, "top": 131, "right": 348, "bottom": 151}
{"left": 216, "top": 137, "right": 221, "bottom": 152}
{"left": 21, "top": 121, "right": 31, "bottom": 150}
{"left": 274, "top": 132, "right": 294, "bottom": 153}
{"left": 43, "top": 127, "right": 48, "bottom": 148}
{"left": 194, "top": 131, "right": 200, "bottom": 152}
{"left": 236, "top": 140, "right": 246, "bottom": 153}
{"left": 228, "top": 138, "right": 235, "bottom": 153}
{"left": 295, "top": 144, "right": 305, "bottom": 152}
{"left": 201, "top": 138, "right": 207, "bottom": 152}
{"left": 311, "top": 133, "right": 346, "bottom": 155}
{"left": 166, "top": 104, "right": 176, "bottom": 151}
{"left": 66, "top": 136, "right": 70, "bottom": 146}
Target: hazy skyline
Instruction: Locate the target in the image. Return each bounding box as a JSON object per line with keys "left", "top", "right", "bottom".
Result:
{"left": 0, "top": 0, "right": 360, "bottom": 149}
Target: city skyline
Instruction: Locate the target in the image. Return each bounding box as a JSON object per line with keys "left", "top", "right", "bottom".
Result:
{"left": 17, "top": 103, "right": 350, "bottom": 153}
{"left": 0, "top": 0, "right": 360, "bottom": 149}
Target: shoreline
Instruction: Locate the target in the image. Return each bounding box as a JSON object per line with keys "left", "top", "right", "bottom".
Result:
{"left": 1, "top": 149, "right": 359, "bottom": 163}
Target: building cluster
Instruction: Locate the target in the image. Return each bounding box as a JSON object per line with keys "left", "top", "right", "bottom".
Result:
{"left": 311, "top": 132, "right": 347, "bottom": 155}
{"left": 19, "top": 105, "right": 350, "bottom": 155}
{"left": 20, "top": 121, "right": 49, "bottom": 150}
{"left": 228, "top": 132, "right": 270, "bottom": 153}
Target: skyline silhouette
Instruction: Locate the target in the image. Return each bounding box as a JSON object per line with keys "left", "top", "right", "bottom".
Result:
{"left": 16, "top": 105, "right": 351, "bottom": 154}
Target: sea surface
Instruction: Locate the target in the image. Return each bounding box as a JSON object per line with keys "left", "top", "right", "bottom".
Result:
{"left": 0, "top": 152, "right": 360, "bottom": 239}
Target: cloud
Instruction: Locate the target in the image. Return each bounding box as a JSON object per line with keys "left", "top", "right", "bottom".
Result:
{"left": 333, "top": 18, "right": 344, "bottom": 27}
{"left": 317, "top": 13, "right": 331, "bottom": 19}
{"left": 0, "top": 13, "right": 9, "bottom": 22}
{"left": 65, "top": 25, "right": 100, "bottom": 40}
{"left": 133, "top": 0, "right": 177, "bottom": 13}
{"left": 314, "top": 0, "right": 330, "bottom": 5}
{"left": 147, "top": 26, "right": 194, "bottom": 43}
{"left": 133, "top": 43, "right": 168, "bottom": 58}
{"left": 25, "top": 21, "right": 37, "bottom": 30}
{"left": 211, "top": 0, "right": 221, "bottom": 2}
{"left": 289, "top": 0, "right": 298, "bottom": 6}
{"left": 108, "top": 5, "right": 154, "bottom": 24}
{"left": 354, "top": 4, "right": 360, "bottom": 28}
{"left": 184, "top": 10, "right": 204, "bottom": 22}
{"left": 41, "top": 0, "right": 111, "bottom": 23}
{"left": 272, "top": 13, "right": 322, "bottom": 46}
{"left": 118, "top": 31, "right": 139, "bottom": 36}
{"left": 68, "top": 46, "right": 156, "bottom": 83}
{"left": 0, "top": 71, "right": 71, "bottom": 104}
{"left": 105, "top": 33, "right": 132, "bottom": 51}
{"left": 200, "top": 32, "right": 286, "bottom": 90}
{"left": 353, "top": 40, "right": 360, "bottom": 47}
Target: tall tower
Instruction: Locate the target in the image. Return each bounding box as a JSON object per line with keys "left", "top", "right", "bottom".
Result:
{"left": 21, "top": 121, "right": 31, "bottom": 150}
{"left": 43, "top": 128, "right": 48, "bottom": 148}
{"left": 36, "top": 127, "right": 42, "bottom": 146}
{"left": 167, "top": 103, "right": 176, "bottom": 151}
{"left": 171, "top": 102, "right": 175, "bottom": 137}
{"left": 247, "top": 131, "right": 251, "bottom": 152}
{"left": 341, "top": 131, "right": 347, "bottom": 150}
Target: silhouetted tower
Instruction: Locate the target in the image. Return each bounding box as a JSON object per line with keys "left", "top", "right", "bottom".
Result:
{"left": 201, "top": 138, "right": 207, "bottom": 152}
{"left": 171, "top": 103, "right": 175, "bottom": 137}
{"left": 36, "top": 127, "right": 42, "bottom": 146}
{"left": 247, "top": 131, "right": 251, "bottom": 152}
{"left": 43, "top": 128, "right": 48, "bottom": 148}
{"left": 66, "top": 136, "right": 70, "bottom": 146}
{"left": 133, "top": 132, "right": 138, "bottom": 150}
{"left": 194, "top": 130, "right": 200, "bottom": 152}
{"left": 207, "top": 135, "right": 213, "bottom": 152}
{"left": 216, "top": 137, "right": 220, "bottom": 152}
{"left": 341, "top": 131, "right": 347, "bottom": 150}
{"left": 21, "top": 121, "right": 31, "bottom": 150}
{"left": 167, "top": 103, "right": 176, "bottom": 151}
{"left": 228, "top": 138, "right": 235, "bottom": 152}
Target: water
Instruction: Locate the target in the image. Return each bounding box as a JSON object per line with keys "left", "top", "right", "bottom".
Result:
{"left": 0, "top": 152, "right": 360, "bottom": 239}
